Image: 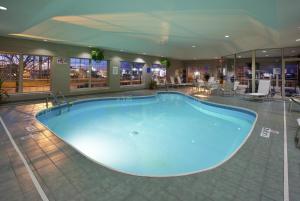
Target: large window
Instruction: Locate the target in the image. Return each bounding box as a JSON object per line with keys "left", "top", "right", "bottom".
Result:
{"left": 132, "top": 62, "right": 143, "bottom": 85}
{"left": 222, "top": 55, "right": 235, "bottom": 82}
{"left": 0, "top": 53, "right": 20, "bottom": 94}
{"left": 151, "top": 64, "right": 166, "bottom": 82}
{"left": 255, "top": 49, "right": 282, "bottom": 95}
{"left": 235, "top": 51, "right": 252, "bottom": 86}
{"left": 120, "top": 61, "right": 144, "bottom": 86}
{"left": 70, "top": 58, "right": 108, "bottom": 90}
{"left": 70, "top": 58, "right": 90, "bottom": 89}
{"left": 91, "top": 60, "right": 108, "bottom": 88}
{"left": 23, "top": 55, "right": 51, "bottom": 92}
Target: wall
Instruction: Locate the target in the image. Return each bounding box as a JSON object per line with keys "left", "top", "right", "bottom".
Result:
{"left": 0, "top": 36, "right": 184, "bottom": 102}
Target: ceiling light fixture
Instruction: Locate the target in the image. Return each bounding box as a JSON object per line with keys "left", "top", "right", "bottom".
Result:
{"left": 225, "top": 35, "right": 230, "bottom": 38}
{"left": 0, "top": 6, "right": 7, "bottom": 10}
{"left": 192, "top": 45, "right": 196, "bottom": 48}
{"left": 296, "top": 39, "right": 300, "bottom": 42}
{"left": 262, "top": 50, "right": 267, "bottom": 53}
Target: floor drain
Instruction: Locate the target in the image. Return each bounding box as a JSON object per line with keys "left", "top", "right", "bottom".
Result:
{"left": 131, "top": 131, "right": 139, "bottom": 135}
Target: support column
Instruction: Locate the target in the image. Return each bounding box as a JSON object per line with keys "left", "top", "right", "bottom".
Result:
{"left": 281, "top": 48, "right": 285, "bottom": 98}
{"left": 251, "top": 50, "right": 256, "bottom": 93}
{"left": 233, "top": 54, "right": 236, "bottom": 81}
{"left": 18, "top": 54, "right": 23, "bottom": 93}
{"left": 109, "top": 58, "right": 121, "bottom": 91}
{"left": 88, "top": 60, "right": 92, "bottom": 88}
{"left": 51, "top": 56, "right": 70, "bottom": 94}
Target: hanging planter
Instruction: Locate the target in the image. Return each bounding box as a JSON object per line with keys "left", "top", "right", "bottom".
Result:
{"left": 90, "top": 48, "right": 104, "bottom": 61}
{"left": 160, "top": 58, "right": 171, "bottom": 68}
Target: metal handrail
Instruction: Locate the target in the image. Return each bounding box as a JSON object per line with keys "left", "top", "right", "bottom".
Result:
{"left": 45, "top": 91, "right": 70, "bottom": 109}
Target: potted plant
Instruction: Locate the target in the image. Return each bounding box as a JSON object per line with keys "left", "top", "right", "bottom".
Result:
{"left": 204, "top": 72, "right": 210, "bottom": 82}
{"left": 149, "top": 79, "right": 157, "bottom": 90}
{"left": 160, "top": 58, "right": 171, "bottom": 68}
{"left": 90, "top": 48, "right": 104, "bottom": 61}
{"left": 0, "top": 79, "right": 9, "bottom": 102}
{"left": 219, "top": 73, "right": 224, "bottom": 84}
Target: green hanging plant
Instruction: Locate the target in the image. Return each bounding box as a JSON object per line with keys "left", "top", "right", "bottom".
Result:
{"left": 160, "top": 58, "right": 171, "bottom": 68}
{"left": 90, "top": 48, "right": 104, "bottom": 61}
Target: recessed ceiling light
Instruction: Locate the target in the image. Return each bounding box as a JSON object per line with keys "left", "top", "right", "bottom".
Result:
{"left": 225, "top": 35, "right": 230, "bottom": 38}
{"left": 0, "top": 6, "right": 7, "bottom": 10}
{"left": 296, "top": 39, "right": 300, "bottom": 42}
{"left": 192, "top": 45, "right": 196, "bottom": 48}
{"left": 262, "top": 50, "right": 267, "bottom": 53}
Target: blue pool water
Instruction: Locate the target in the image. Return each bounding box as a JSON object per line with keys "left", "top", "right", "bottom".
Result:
{"left": 37, "top": 92, "right": 256, "bottom": 177}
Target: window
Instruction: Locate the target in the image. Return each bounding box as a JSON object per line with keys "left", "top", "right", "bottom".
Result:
{"left": 70, "top": 58, "right": 108, "bottom": 90}
{"left": 235, "top": 51, "right": 252, "bottom": 86}
{"left": 23, "top": 55, "right": 51, "bottom": 92}
{"left": 0, "top": 53, "right": 20, "bottom": 94}
{"left": 132, "top": 62, "right": 144, "bottom": 85}
{"left": 70, "top": 58, "right": 90, "bottom": 89}
{"left": 91, "top": 60, "right": 108, "bottom": 88}
{"left": 120, "top": 61, "right": 144, "bottom": 86}
{"left": 151, "top": 64, "right": 166, "bottom": 82}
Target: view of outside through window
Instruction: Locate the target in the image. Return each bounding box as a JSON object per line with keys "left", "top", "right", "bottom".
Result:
{"left": 23, "top": 55, "right": 51, "bottom": 93}
{"left": 0, "top": 53, "right": 20, "bottom": 93}
{"left": 120, "top": 61, "right": 144, "bottom": 85}
{"left": 70, "top": 58, "right": 108, "bottom": 90}
{"left": 151, "top": 64, "right": 166, "bottom": 84}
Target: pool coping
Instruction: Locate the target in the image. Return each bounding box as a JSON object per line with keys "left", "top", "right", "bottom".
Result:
{"left": 34, "top": 91, "right": 258, "bottom": 178}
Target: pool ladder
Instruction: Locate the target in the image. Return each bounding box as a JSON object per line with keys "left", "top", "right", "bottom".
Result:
{"left": 46, "top": 91, "right": 72, "bottom": 110}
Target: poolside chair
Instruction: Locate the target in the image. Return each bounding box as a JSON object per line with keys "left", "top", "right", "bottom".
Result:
{"left": 168, "top": 76, "right": 178, "bottom": 88}
{"left": 289, "top": 96, "right": 300, "bottom": 112}
{"left": 159, "top": 78, "right": 167, "bottom": 88}
{"left": 244, "top": 79, "right": 271, "bottom": 100}
{"left": 219, "top": 81, "right": 233, "bottom": 96}
{"left": 207, "top": 77, "right": 219, "bottom": 93}
{"left": 233, "top": 81, "right": 240, "bottom": 95}
{"left": 176, "top": 76, "right": 192, "bottom": 87}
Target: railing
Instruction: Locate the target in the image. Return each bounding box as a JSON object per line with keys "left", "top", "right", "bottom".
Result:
{"left": 46, "top": 91, "right": 71, "bottom": 109}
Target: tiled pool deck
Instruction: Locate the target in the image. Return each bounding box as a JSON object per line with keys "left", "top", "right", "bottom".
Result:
{"left": 0, "top": 88, "right": 299, "bottom": 201}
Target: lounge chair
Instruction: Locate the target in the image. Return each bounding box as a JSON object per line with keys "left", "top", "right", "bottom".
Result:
{"left": 289, "top": 96, "right": 300, "bottom": 112}
{"left": 154, "top": 77, "right": 166, "bottom": 88}
{"left": 233, "top": 81, "right": 240, "bottom": 95}
{"left": 176, "top": 76, "right": 192, "bottom": 87}
{"left": 296, "top": 118, "right": 300, "bottom": 148}
{"left": 168, "top": 76, "right": 178, "bottom": 88}
{"left": 220, "top": 81, "right": 239, "bottom": 96}
{"left": 244, "top": 79, "right": 271, "bottom": 100}
{"left": 220, "top": 81, "right": 233, "bottom": 96}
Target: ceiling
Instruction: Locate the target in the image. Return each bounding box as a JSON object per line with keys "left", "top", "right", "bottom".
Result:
{"left": 0, "top": 0, "right": 300, "bottom": 60}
